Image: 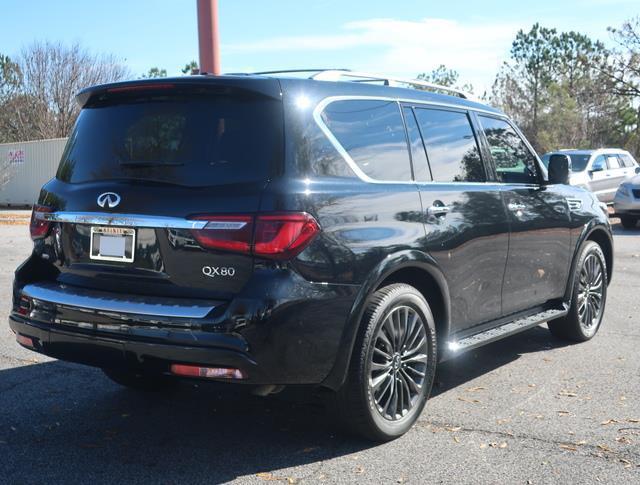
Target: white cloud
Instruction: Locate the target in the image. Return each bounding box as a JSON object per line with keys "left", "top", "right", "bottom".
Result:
{"left": 223, "top": 17, "right": 522, "bottom": 93}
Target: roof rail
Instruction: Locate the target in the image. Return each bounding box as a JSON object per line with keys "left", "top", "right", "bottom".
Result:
{"left": 249, "top": 68, "right": 350, "bottom": 76}
{"left": 241, "top": 68, "right": 475, "bottom": 100}
{"left": 310, "top": 70, "right": 473, "bottom": 100}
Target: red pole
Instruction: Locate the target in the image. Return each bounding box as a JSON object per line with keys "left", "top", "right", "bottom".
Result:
{"left": 197, "top": 0, "right": 221, "bottom": 75}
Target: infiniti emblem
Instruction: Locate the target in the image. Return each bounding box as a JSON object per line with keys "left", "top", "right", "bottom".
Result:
{"left": 97, "top": 192, "right": 121, "bottom": 209}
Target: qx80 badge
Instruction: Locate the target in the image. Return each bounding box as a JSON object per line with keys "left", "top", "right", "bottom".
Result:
{"left": 202, "top": 266, "right": 236, "bottom": 278}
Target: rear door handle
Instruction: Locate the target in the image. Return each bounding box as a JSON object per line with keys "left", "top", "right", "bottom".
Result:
{"left": 427, "top": 205, "right": 451, "bottom": 216}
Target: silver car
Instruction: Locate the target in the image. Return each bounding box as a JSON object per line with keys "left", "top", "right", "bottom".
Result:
{"left": 613, "top": 174, "right": 640, "bottom": 229}
{"left": 541, "top": 149, "right": 640, "bottom": 203}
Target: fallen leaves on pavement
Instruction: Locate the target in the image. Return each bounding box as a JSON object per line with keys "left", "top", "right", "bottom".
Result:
{"left": 465, "top": 386, "right": 486, "bottom": 392}
{"left": 558, "top": 390, "right": 578, "bottom": 398}
{"left": 559, "top": 444, "right": 578, "bottom": 451}
{"left": 601, "top": 419, "right": 620, "bottom": 425}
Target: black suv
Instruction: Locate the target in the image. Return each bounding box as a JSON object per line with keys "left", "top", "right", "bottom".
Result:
{"left": 10, "top": 70, "right": 613, "bottom": 441}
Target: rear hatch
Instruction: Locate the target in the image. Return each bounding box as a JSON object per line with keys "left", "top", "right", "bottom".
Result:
{"left": 37, "top": 78, "right": 284, "bottom": 300}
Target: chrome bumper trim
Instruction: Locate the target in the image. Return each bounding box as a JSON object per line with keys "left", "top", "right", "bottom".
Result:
{"left": 35, "top": 211, "right": 207, "bottom": 230}
{"left": 22, "top": 282, "right": 218, "bottom": 318}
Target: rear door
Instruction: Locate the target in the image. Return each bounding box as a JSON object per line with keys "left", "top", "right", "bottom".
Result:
{"left": 476, "top": 115, "right": 571, "bottom": 315}
{"left": 616, "top": 153, "right": 638, "bottom": 182}
{"left": 588, "top": 154, "right": 616, "bottom": 202}
{"left": 406, "top": 104, "right": 510, "bottom": 331}
{"left": 605, "top": 154, "right": 628, "bottom": 199}
{"left": 40, "top": 80, "right": 284, "bottom": 300}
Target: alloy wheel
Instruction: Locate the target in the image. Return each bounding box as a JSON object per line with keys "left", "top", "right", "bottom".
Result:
{"left": 368, "top": 305, "right": 429, "bottom": 421}
{"left": 577, "top": 253, "right": 604, "bottom": 336}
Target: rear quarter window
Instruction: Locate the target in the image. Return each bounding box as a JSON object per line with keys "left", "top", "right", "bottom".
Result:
{"left": 619, "top": 153, "right": 637, "bottom": 168}
{"left": 321, "top": 99, "right": 413, "bottom": 181}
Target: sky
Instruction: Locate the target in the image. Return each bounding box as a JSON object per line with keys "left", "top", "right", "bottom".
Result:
{"left": 1, "top": 0, "right": 638, "bottom": 94}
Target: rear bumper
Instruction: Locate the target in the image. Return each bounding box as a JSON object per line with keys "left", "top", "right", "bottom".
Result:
{"left": 10, "top": 268, "right": 359, "bottom": 386}
{"left": 9, "top": 314, "right": 262, "bottom": 380}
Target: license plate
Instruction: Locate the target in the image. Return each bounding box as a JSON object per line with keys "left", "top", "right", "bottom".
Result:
{"left": 89, "top": 227, "right": 135, "bottom": 263}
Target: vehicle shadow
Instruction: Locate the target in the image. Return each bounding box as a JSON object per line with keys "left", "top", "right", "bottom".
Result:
{"left": 432, "top": 325, "right": 569, "bottom": 397}
{"left": 0, "top": 325, "right": 569, "bottom": 484}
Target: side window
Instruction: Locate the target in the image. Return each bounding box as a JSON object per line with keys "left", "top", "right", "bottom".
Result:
{"left": 592, "top": 155, "right": 607, "bottom": 172}
{"left": 619, "top": 153, "right": 637, "bottom": 168}
{"left": 478, "top": 116, "right": 539, "bottom": 184}
{"left": 414, "top": 108, "right": 485, "bottom": 182}
{"left": 402, "top": 107, "right": 431, "bottom": 181}
{"left": 321, "top": 99, "right": 412, "bottom": 181}
{"left": 606, "top": 155, "right": 621, "bottom": 169}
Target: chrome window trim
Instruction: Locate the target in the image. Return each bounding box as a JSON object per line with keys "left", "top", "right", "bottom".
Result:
{"left": 312, "top": 95, "right": 509, "bottom": 185}
{"left": 22, "top": 282, "right": 217, "bottom": 319}
{"left": 34, "top": 211, "right": 207, "bottom": 230}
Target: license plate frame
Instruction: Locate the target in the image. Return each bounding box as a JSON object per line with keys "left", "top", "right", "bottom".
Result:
{"left": 89, "top": 226, "right": 136, "bottom": 263}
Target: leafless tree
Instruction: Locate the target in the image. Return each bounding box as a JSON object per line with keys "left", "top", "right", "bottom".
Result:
{"left": 0, "top": 42, "right": 130, "bottom": 188}
{"left": 6, "top": 41, "right": 130, "bottom": 141}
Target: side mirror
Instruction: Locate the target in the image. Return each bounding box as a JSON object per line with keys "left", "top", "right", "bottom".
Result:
{"left": 548, "top": 154, "right": 571, "bottom": 185}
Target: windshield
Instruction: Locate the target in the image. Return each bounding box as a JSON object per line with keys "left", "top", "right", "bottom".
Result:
{"left": 541, "top": 153, "right": 591, "bottom": 172}
{"left": 57, "top": 92, "right": 283, "bottom": 187}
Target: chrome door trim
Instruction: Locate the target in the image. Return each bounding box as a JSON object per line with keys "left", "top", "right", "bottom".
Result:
{"left": 22, "top": 282, "right": 217, "bottom": 318}
{"left": 312, "top": 95, "right": 508, "bottom": 185}
{"left": 34, "top": 211, "right": 207, "bottom": 230}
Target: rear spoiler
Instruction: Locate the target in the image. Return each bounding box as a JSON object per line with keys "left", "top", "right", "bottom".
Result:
{"left": 75, "top": 75, "right": 283, "bottom": 108}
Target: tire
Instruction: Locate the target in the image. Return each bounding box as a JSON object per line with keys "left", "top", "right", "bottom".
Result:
{"left": 620, "top": 216, "right": 638, "bottom": 229}
{"left": 102, "top": 367, "right": 176, "bottom": 392}
{"left": 333, "top": 283, "right": 437, "bottom": 441}
{"left": 548, "top": 241, "right": 607, "bottom": 342}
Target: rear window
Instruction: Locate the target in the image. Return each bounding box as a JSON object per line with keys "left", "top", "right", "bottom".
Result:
{"left": 414, "top": 108, "right": 485, "bottom": 182}
{"left": 606, "top": 155, "right": 621, "bottom": 169}
{"left": 321, "top": 99, "right": 412, "bottom": 181}
{"left": 542, "top": 154, "right": 590, "bottom": 172}
{"left": 57, "top": 92, "right": 283, "bottom": 187}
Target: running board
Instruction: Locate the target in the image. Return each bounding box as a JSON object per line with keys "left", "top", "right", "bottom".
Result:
{"left": 445, "top": 307, "right": 568, "bottom": 356}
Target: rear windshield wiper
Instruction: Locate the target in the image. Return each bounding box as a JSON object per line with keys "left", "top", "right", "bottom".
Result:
{"left": 119, "top": 160, "right": 185, "bottom": 167}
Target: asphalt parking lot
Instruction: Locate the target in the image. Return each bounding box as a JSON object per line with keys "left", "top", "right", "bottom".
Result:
{"left": 0, "top": 217, "right": 638, "bottom": 484}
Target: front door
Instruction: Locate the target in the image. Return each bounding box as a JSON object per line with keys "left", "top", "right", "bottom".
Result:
{"left": 477, "top": 115, "right": 572, "bottom": 315}
{"left": 404, "top": 105, "right": 510, "bottom": 332}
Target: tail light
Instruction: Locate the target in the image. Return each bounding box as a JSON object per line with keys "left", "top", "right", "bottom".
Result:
{"left": 190, "top": 212, "right": 320, "bottom": 260}
{"left": 254, "top": 214, "right": 320, "bottom": 259}
{"left": 30, "top": 205, "right": 53, "bottom": 240}
{"left": 17, "top": 295, "right": 31, "bottom": 316}
{"left": 190, "top": 215, "right": 253, "bottom": 253}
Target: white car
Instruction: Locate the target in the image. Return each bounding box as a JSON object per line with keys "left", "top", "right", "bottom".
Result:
{"left": 613, "top": 174, "right": 640, "bottom": 229}
{"left": 541, "top": 149, "right": 640, "bottom": 203}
